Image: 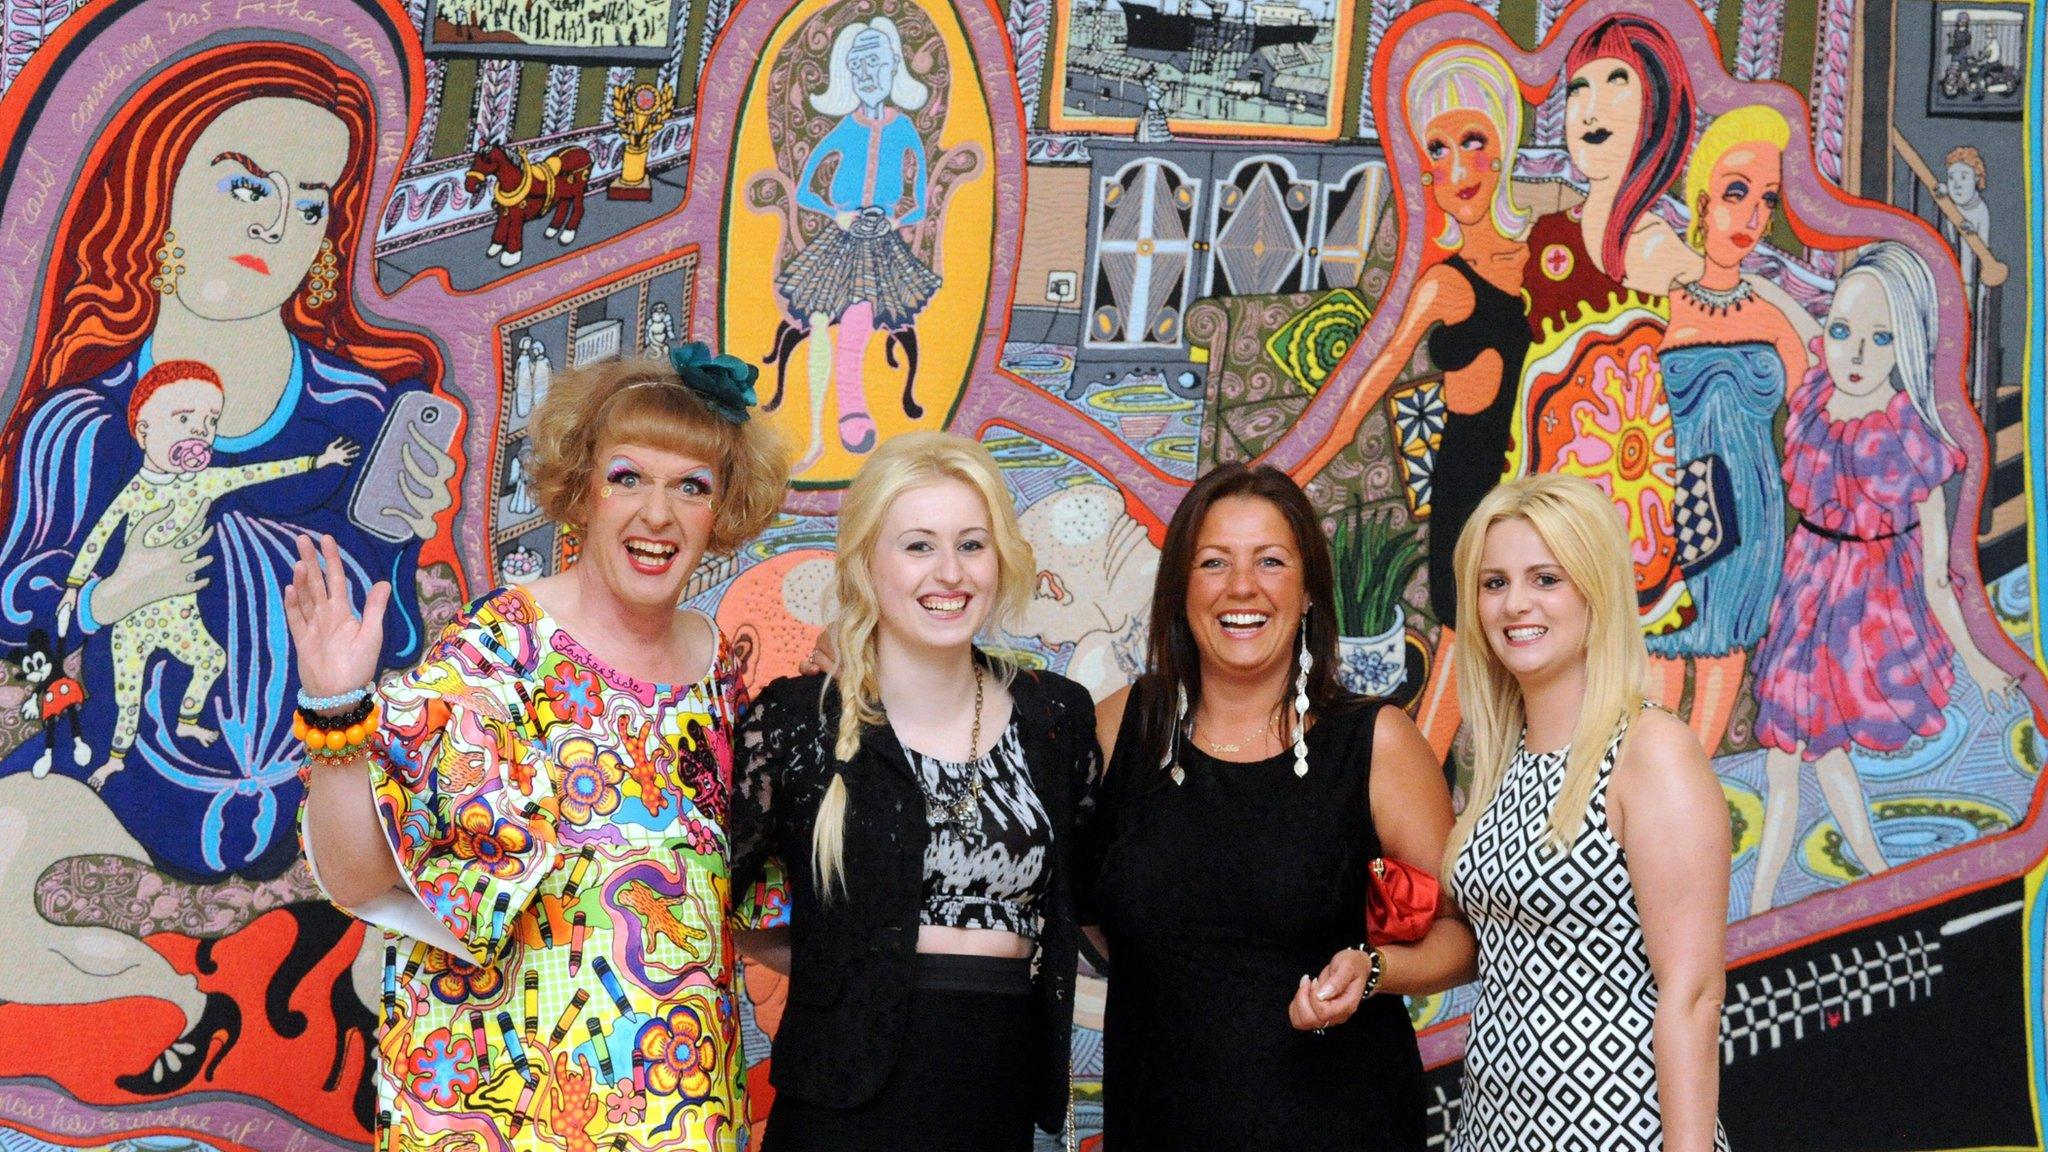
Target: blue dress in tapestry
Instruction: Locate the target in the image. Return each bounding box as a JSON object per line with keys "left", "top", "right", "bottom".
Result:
{"left": 0, "top": 336, "right": 430, "bottom": 879}
{"left": 1645, "top": 341, "right": 1786, "bottom": 658}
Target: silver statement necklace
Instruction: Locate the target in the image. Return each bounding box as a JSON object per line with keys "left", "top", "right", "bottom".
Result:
{"left": 1677, "top": 277, "right": 1755, "bottom": 316}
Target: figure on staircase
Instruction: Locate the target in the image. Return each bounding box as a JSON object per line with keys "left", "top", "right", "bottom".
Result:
{"left": 1939, "top": 146, "right": 1992, "bottom": 289}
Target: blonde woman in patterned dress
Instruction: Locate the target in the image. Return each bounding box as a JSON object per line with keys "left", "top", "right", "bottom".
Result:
{"left": 1444, "top": 473, "right": 1728, "bottom": 1152}
{"left": 293, "top": 347, "right": 787, "bottom": 1150}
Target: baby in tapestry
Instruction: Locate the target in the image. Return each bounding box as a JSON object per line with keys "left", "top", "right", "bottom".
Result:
{"left": 56, "top": 359, "right": 358, "bottom": 789}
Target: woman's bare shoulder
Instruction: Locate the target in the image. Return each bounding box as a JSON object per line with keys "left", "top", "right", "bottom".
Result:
{"left": 1615, "top": 706, "right": 1715, "bottom": 805}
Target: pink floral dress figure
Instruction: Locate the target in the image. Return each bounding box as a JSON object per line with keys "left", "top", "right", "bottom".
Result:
{"left": 1751, "top": 358, "right": 1963, "bottom": 756}
{"left": 306, "top": 585, "right": 750, "bottom": 1150}
{"left": 1746, "top": 241, "right": 2012, "bottom": 913}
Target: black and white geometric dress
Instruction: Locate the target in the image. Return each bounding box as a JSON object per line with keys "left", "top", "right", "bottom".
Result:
{"left": 1447, "top": 721, "right": 1730, "bottom": 1152}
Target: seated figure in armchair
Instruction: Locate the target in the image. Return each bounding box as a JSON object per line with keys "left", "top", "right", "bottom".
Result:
{"left": 750, "top": 9, "right": 981, "bottom": 472}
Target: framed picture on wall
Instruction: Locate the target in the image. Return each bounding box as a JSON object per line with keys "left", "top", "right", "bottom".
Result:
{"left": 1928, "top": 1, "right": 2026, "bottom": 119}
{"left": 1047, "top": 0, "right": 1356, "bottom": 141}
{"left": 425, "top": 0, "right": 688, "bottom": 62}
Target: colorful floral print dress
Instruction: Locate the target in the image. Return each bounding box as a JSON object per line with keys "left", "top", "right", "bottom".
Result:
{"left": 305, "top": 585, "right": 749, "bottom": 1151}
{"left": 1752, "top": 360, "right": 1966, "bottom": 757}
{"left": 1516, "top": 207, "right": 1692, "bottom": 634}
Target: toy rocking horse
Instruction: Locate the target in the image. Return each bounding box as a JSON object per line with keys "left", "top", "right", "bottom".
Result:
{"left": 465, "top": 142, "right": 593, "bottom": 268}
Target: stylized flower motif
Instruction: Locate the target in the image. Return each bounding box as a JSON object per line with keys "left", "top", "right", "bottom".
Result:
{"left": 450, "top": 798, "right": 533, "bottom": 879}
{"left": 1554, "top": 340, "right": 1680, "bottom": 570}
{"left": 422, "top": 948, "right": 505, "bottom": 1004}
{"left": 678, "top": 816, "right": 719, "bottom": 857}
{"left": 1391, "top": 381, "right": 1445, "bottom": 452}
{"left": 555, "top": 735, "right": 625, "bottom": 826}
{"left": 1264, "top": 289, "right": 1368, "bottom": 395}
{"left": 1338, "top": 639, "right": 1407, "bottom": 698}
{"left": 605, "top": 1082, "right": 648, "bottom": 1124}
{"left": 421, "top": 873, "right": 480, "bottom": 936}
{"left": 545, "top": 663, "right": 605, "bottom": 728}
{"left": 1390, "top": 381, "right": 1445, "bottom": 518}
{"left": 669, "top": 341, "right": 759, "bottom": 425}
{"left": 1527, "top": 315, "right": 1687, "bottom": 629}
{"left": 637, "top": 1002, "right": 718, "bottom": 1101}
{"left": 493, "top": 588, "right": 539, "bottom": 625}
{"left": 405, "top": 1027, "right": 480, "bottom": 1106}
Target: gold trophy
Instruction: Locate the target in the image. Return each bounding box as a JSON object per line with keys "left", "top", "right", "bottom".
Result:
{"left": 608, "top": 82, "right": 674, "bottom": 201}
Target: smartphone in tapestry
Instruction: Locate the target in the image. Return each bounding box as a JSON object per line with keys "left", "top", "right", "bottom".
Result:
{"left": 348, "top": 390, "right": 462, "bottom": 544}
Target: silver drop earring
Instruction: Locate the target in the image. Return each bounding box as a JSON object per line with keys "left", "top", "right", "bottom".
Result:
{"left": 1168, "top": 683, "right": 1189, "bottom": 786}
{"left": 1293, "top": 616, "right": 1311, "bottom": 778}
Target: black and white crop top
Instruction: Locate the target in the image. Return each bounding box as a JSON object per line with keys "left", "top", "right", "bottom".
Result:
{"left": 902, "top": 720, "right": 1052, "bottom": 939}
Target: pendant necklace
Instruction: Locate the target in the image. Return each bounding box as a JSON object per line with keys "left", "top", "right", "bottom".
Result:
{"left": 1196, "top": 708, "right": 1279, "bottom": 755}
{"left": 932, "top": 665, "right": 986, "bottom": 829}
{"left": 1178, "top": 695, "right": 1288, "bottom": 784}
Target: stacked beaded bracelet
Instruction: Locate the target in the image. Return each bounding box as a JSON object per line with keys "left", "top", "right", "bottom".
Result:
{"left": 1312, "top": 945, "right": 1389, "bottom": 1035}
{"left": 294, "top": 696, "right": 379, "bottom": 758}
{"left": 298, "top": 684, "right": 370, "bottom": 711}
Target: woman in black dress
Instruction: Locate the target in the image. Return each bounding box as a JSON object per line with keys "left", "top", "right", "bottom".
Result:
{"left": 1287, "top": 43, "right": 1535, "bottom": 760}
{"left": 1087, "top": 463, "right": 1475, "bottom": 1150}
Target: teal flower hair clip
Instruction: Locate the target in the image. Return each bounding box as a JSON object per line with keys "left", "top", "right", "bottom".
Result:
{"left": 668, "top": 341, "right": 758, "bottom": 425}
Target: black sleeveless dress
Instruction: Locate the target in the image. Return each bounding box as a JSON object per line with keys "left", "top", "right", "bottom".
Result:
{"left": 1423, "top": 253, "right": 1530, "bottom": 626}
{"left": 1093, "top": 686, "right": 1428, "bottom": 1150}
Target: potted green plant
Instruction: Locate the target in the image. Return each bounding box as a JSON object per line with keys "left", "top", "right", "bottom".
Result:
{"left": 1331, "top": 501, "right": 1424, "bottom": 696}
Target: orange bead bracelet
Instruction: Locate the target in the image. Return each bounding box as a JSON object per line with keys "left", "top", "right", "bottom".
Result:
{"left": 297, "top": 700, "right": 380, "bottom": 758}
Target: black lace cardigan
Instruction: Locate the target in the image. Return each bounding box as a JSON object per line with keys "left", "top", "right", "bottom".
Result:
{"left": 730, "top": 658, "right": 1102, "bottom": 1134}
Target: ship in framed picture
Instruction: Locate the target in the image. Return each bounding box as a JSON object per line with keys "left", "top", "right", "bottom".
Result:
{"left": 426, "top": 0, "right": 686, "bottom": 61}
{"left": 1928, "top": 1, "right": 2026, "bottom": 118}
{"left": 1048, "top": 0, "right": 1353, "bottom": 141}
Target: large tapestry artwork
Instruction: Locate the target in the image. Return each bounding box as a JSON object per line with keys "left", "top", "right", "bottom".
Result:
{"left": 0, "top": 0, "right": 2042, "bottom": 1146}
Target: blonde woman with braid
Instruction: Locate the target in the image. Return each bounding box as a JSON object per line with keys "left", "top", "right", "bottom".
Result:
{"left": 730, "top": 431, "right": 1099, "bottom": 1151}
{"left": 1445, "top": 473, "right": 1728, "bottom": 1152}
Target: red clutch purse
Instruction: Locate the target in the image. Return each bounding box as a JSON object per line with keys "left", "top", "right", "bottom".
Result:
{"left": 1366, "top": 856, "right": 1440, "bottom": 945}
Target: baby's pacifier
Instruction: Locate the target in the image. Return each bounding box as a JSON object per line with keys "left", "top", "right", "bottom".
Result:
{"left": 168, "top": 439, "right": 213, "bottom": 472}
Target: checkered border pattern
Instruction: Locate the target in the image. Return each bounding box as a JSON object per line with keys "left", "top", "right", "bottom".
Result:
{"left": 1719, "top": 931, "right": 1943, "bottom": 1063}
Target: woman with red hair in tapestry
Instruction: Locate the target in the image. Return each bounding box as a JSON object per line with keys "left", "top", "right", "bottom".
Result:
{"left": 0, "top": 41, "right": 455, "bottom": 1093}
